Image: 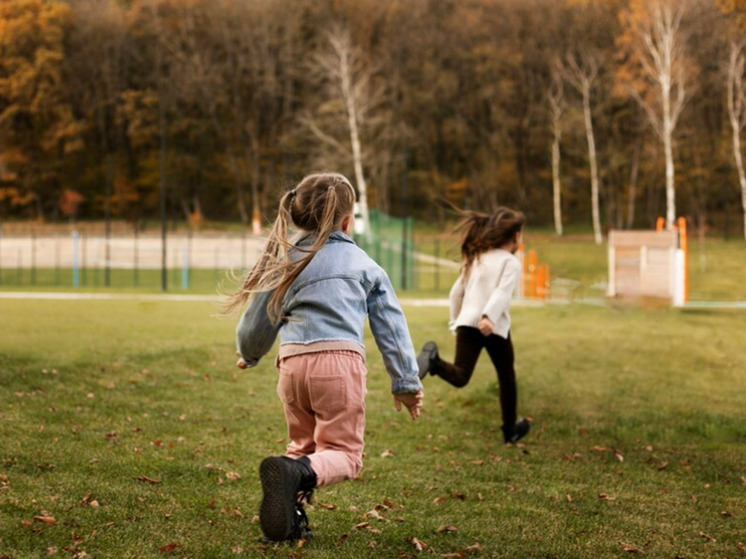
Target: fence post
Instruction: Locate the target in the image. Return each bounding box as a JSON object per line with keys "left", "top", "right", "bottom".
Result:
{"left": 55, "top": 238, "right": 61, "bottom": 286}
{"left": 181, "top": 241, "right": 189, "bottom": 290}
{"left": 72, "top": 231, "right": 80, "bottom": 288}
{"left": 31, "top": 232, "right": 36, "bottom": 285}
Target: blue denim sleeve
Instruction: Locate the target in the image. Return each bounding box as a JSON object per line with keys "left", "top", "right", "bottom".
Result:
{"left": 236, "top": 290, "right": 282, "bottom": 368}
{"left": 366, "top": 273, "right": 423, "bottom": 394}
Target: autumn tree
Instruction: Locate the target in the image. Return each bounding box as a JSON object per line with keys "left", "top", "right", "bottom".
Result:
{"left": 0, "top": 0, "right": 78, "bottom": 219}
{"left": 618, "top": 0, "right": 694, "bottom": 228}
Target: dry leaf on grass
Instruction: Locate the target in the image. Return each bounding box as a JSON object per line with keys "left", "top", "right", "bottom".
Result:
{"left": 464, "top": 542, "right": 482, "bottom": 553}
{"left": 619, "top": 541, "right": 644, "bottom": 554}
{"left": 158, "top": 543, "right": 179, "bottom": 553}
{"left": 412, "top": 537, "right": 429, "bottom": 552}
{"left": 33, "top": 516, "right": 56, "bottom": 524}
{"left": 437, "top": 524, "right": 458, "bottom": 533}
{"left": 136, "top": 476, "right": 161, "bottom": 484}
{"left": 699, "top": 531, "right": 716, "bottom": 542}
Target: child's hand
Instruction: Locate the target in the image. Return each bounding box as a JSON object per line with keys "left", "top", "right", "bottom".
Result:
{"left": 236, "top": 351, "right": 248, "bottom": 369}
{"left": 394, "top": 390, "right": 424, "bottom": 420}
{"left": 477, "top": 316, "right": 494, "bottom": 337}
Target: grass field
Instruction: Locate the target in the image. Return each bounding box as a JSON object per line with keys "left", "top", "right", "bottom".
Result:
{"left": 1, "top": 297, "right": 745, "bottom": 558}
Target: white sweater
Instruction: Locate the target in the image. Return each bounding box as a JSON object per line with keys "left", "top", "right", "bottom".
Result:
{"left": 449, "top": 248, "right": 522, "bottom": 339}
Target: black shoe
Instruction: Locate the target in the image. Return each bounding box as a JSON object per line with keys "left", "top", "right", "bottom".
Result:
{"left": 259, "top": 456, "right": 317, "bottom": 543}
{"left": 502, "top": 418, "right": 531, "bottom": 444}
{"left": 417, "top": 341, "right": 439, "bottom": 379}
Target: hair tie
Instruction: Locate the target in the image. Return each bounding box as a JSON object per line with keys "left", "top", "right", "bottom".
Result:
{"left": 289, "top": 189, "right": 297, "bottom": 200}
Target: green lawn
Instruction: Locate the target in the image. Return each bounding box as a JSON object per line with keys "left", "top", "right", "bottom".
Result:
{"left": 1, "top": 298, "right": 745, "bottom": 558}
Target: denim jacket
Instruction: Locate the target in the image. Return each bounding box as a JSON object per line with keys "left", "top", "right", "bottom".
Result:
{"left": 236, "top": 231, "right": 423, "bottom": 394}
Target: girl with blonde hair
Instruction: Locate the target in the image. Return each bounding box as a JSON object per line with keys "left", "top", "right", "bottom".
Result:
{"left": 228, "top": 173, "right": 424, "bottom": 543}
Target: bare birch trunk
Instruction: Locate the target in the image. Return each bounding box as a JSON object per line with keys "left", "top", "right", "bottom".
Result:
{"left": 548, "top": 70, "right": 564, "bottom": 236}
{"left": 337, "top": 42, "right": 371, "bottom": 238}
{"left": 581, "top": 82, "right": 603, "bottom": 245}
{"left": 662, "top": 77, "right": 676, "bottom": 227}
{"left": 551, "top": 134, "right": 563, "bottom": 236}
{"left": 727, "top": 42, "right": 746, "bottom": 241}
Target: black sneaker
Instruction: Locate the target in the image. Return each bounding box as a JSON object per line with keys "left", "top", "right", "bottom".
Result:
{"left": 502, "top": 418, "right": 531, "bottom": 444}
{"left": 259, "top": 456, "right": 316, "bottom": 542}
{"left": 417, "top": 341, "right": 439, "bottom": 379}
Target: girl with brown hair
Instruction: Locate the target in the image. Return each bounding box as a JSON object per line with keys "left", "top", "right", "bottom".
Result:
{"left": 417, "top": 206, "right": 531, "bottom": 444}
{"left": 228, "top": 173, "right": 424, "bottom": 543}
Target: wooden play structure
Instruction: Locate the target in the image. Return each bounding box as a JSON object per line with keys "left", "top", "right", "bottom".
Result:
{"left": 607, "top": 217, "right": 689, "bottom": 306}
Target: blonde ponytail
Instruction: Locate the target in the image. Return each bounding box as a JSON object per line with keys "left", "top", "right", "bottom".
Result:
{"left": 224, "top": 174, "right": 356, "bottom": 320}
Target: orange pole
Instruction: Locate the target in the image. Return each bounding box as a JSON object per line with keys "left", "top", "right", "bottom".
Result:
{"left": 544, "top": 265, "right": 551, "bottom": 299}
{"left": 656, "top": 217, "right": 665, "bottom": 232}
{"left": 677, "top": 217, "right": 688, "bottom": 302}
{"left": 536, "top": 265, "right": 545, "bottom": 300}
{"left": 520, "top": 244, "right": 528, "bottom": 297}
{"left": 528, "top": 249, "right": 538, "bottom": 298}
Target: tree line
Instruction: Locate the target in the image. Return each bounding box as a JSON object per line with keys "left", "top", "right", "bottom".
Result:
{"left": 2, "top": 0, "right": 746, "bottom": 240}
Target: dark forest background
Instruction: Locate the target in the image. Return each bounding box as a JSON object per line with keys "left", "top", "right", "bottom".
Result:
{"left": 2, "top": 0, "right": 746, "bottom": 237}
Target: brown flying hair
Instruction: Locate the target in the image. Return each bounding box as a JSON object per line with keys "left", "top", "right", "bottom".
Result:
{"left": 224, "top": 173, "right": 356, "bottom": 319}
{"left": 455, "top": 206, "right": 525, "bottom": 278}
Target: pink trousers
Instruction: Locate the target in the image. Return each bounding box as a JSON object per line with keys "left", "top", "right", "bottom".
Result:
{"left": 276, "top": 350, "right": 367, "bottom": 488}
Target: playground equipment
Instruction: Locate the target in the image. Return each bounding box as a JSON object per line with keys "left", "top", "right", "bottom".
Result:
{"left": 607, "top": 218, "right": 689, "bottom": 306}
{"left": 518, "top": 246, "right": 551, "bottom": 300}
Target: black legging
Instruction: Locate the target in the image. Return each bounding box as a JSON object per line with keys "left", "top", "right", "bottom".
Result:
{"left": 433, "top": 326, "right": 517, "bottom": 428}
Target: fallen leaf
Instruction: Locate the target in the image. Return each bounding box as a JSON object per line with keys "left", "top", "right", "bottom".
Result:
{"left": 158, "top": 543, "right": 179, "bottom": 553}
{"left": 591, "top": 446, "right": 611, "bottom": 452}
{"left": 354, "top": 521, "right": 370, "bottom": 530}
{"left": 337, "top": 533, "right": 348, "bottom": 544}
{"left": 226, "top": 472, "right": 241, "bottom": 482}
{"left": 441, "top": 554, "right": 465, "bottom": 558}
{"left": 737, "top": 541, "right": 746, "bottom": 555}
{"left": 136, "top": 476, "right": 161, "bottom": 484}
{"left": 381, "top": 449, "right": 394, "bottom": 458}
{"left": 33, "top": 516, "right": 57, "bottom": 524}
{"left": 451, "top": 492, "right": 467, "bottom": 500}
{"left": 658, "top": 461, "right": 668, "bottom": 471}
{"left": 437, "top": 524, "right": 458, "bottom": 533}
{"left": 566, "top": 494, "right": 573, "bottom": 502}
{"left": 614, "top": 451, "right": 624, "bottom": 462}
{"left": 619, "top": 541, "right": 644, "bottom": 554}
{"left": 412, "top": 537, "right": 429, "bottom": 551}
{"left": 598, "top": 493, "right": 616, "bottom": 501}
{"left": 364, "top": 509, "right": 383, "bottom": 521}
{"left": 320, "top": 503, "right": 336, "bottom": 510}
{"left": 47, "top": 547, "right": 58, "bottom": 555}
{"left": 721, "top": 510, "right": 733, "bottom": 517}
{"left": 465, "top": 542, "right": 482, "bottom": 554}
{"left": 699, "top": 531, "right": 716, "bottom": 542}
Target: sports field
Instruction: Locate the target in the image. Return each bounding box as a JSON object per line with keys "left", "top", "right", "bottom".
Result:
{"left": 1, "top": 294, "right": 745, "bottom": 558}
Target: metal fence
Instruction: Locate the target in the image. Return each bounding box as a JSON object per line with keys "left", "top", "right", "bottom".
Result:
{"left": 0, "top": 214, "right": 458, "bottom": 293}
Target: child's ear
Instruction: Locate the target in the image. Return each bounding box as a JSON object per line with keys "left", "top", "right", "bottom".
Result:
{"left": 341, "top": 214, "right": 352, "bottom": 233}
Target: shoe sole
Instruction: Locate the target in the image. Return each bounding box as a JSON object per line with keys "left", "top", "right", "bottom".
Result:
{"left": 259, "top": 457, "right": 298, "bottom": 542}
{"left": 417, "top": 342, "right": 437, "bottom": 379}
